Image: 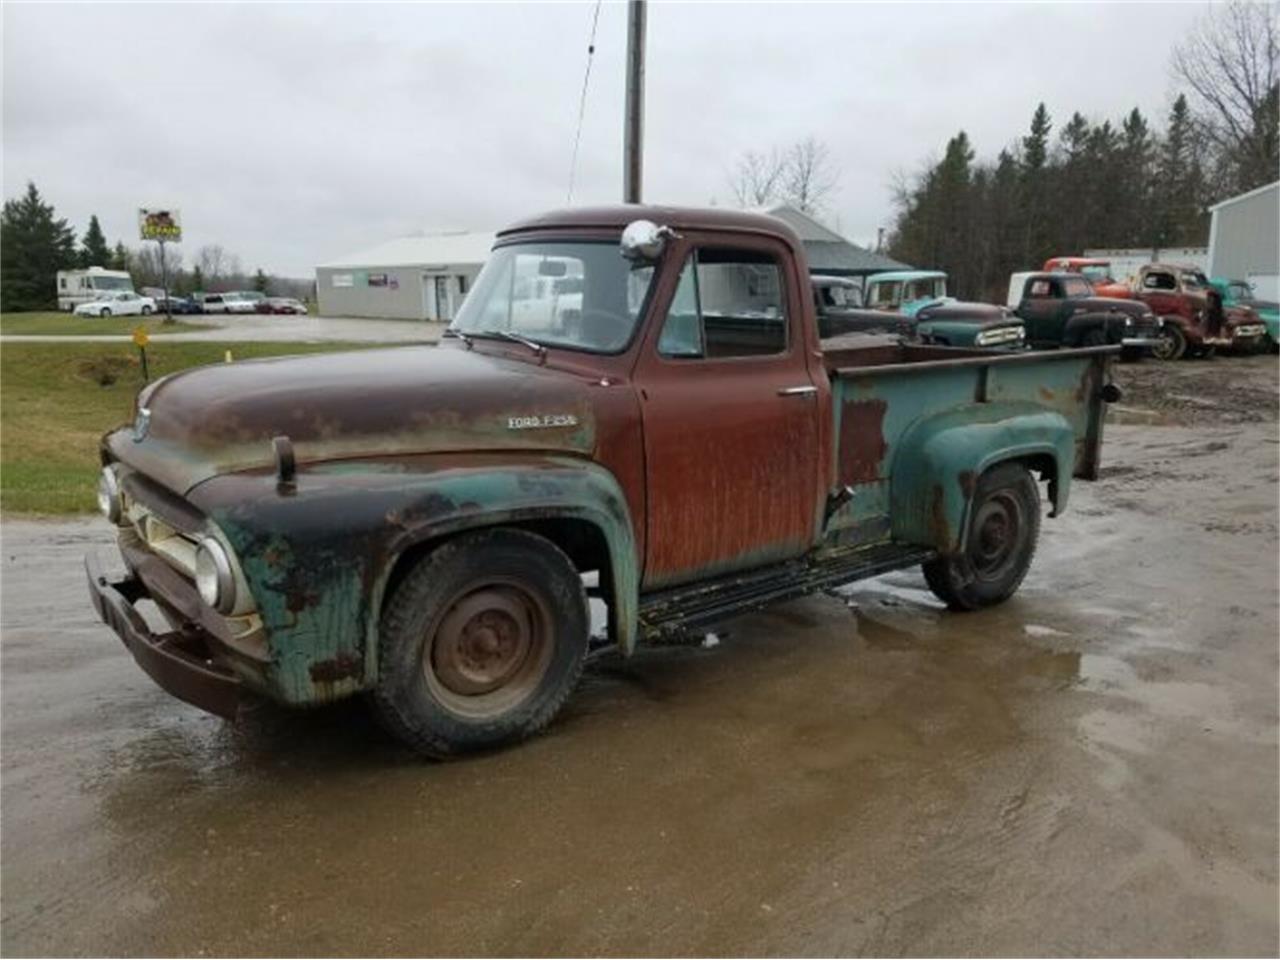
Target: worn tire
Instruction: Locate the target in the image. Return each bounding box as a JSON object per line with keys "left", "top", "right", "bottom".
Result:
{"left": 1151, "top": 323, "right": 1186, "bottom": 361}
{"left": 141, "top": 305, "right": 153, "bottom": 316}
{"left": 99, "top": 308, "right": 112, "bottom": 318}
{"left": 372, "top": 528, "right": 589, "bottom": 759}
{"left": 922, "top": 462, "right": 1040, "bottom": 611}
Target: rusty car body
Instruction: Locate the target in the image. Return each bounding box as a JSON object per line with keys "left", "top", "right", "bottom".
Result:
{"left": 88, "top": 205, "right": 1119, "bottom": 757}
{"left": 1133, "top": 263, "right": 1267, "bottom": 360}
{"left": 1042, "top": 256, "right": 1131, "bottom": 300}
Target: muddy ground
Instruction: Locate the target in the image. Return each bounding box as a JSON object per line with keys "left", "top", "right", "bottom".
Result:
{"left": 2, "top": 356, "right": 1277, "bottom": 957}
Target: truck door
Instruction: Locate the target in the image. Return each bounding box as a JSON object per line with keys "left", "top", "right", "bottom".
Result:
{"left": 634, "top": 239, "right": 822, "bottom": 589}
{"left": 1018, "top": 277, "right": 1065, "bottom": 346}
{"left": 1139, "top": 268, "right": 1183, "bottom": 318}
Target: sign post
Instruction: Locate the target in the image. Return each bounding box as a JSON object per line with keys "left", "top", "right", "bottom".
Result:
{"left": 132, "top": 325, "right": 150, "bottom": 382}
{"left": 139, "top": 209, "right": 182, "bottom": 325}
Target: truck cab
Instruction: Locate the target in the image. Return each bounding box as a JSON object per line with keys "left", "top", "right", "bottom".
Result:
{"left": 88, "top": 206, "right": 1118, "bottom": 758}
{"left": 1042, "top": 257, "right": 1130, "bottom": 300}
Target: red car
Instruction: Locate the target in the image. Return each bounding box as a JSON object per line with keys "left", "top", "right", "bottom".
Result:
{"left": 260, "top": 297, "right": 308, "bottom": 315}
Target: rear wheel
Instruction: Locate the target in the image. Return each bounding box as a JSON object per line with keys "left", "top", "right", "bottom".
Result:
{"left": 922, "top": 462, "right": 1040, "bottom": 611}
{"left": 140, "top": 305, "right": 152, "bottom": 316}
{"left": 1150, "top": 323, "right": 1186, "bottom": 361}
{"left": 373, "top": 528, "right": 589, "bottom": 758}
{"left": 99, "top": 308, "right": 111, "bottom": 318}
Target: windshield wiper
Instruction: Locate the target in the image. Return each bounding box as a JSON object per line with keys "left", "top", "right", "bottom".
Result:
{"left": 441, "top": 327, "right": 472, "bottom": 348}
{"left": 473, "top": 329, "right": 546, "bottom": 357}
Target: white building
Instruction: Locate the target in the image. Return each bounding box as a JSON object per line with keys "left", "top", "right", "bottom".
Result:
{"left": 1207, "top": 181, "right": 1279, "bottom": 301}
{"left": 315, "top": 231, "right": 494, "bottom": 320}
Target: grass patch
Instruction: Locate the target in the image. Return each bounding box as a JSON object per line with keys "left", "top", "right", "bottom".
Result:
{"left": 0, "top": 311, "right": 208, "bottom": 336}
{"left": 1, "top": 340, "right": 380, "bottom": 514}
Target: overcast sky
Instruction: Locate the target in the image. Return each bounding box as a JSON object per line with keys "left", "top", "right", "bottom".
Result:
{"left": 4, "top": 2, "right": 1205, "bottom": 277}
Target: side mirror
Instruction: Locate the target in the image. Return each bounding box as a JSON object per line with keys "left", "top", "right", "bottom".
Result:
{"left": 621, "top": 220, "right": 677, "bottom": 261}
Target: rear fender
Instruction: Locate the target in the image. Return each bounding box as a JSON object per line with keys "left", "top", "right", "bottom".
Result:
{"left": 888, "top": 403, "right": 1075, "bottom": 554}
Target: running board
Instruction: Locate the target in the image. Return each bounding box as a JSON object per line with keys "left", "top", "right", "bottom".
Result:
{"left": 638, "top": 542, "right": 935, "bottom": 640}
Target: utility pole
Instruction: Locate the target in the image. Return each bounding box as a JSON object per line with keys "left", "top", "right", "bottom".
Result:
{"left": 623, "top": 0, "right": 646, "bottom": 203}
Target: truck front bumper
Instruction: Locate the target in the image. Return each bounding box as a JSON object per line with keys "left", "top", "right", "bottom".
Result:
{"left": 85, "top": 552, "right": 243, "bottom": 719}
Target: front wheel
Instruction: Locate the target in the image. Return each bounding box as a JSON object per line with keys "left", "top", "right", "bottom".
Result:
{"left": 1080, "top": 327, "right": 1108, "bottom": 347}
{"left": 922, "top": 462, "right": 1041, "bottom": 611}
{"left": 140, "top": 305, "right": 152, "bottom": 316}
{"left": 373, "top": 528, "right": 589, "bottom": 758}
{"left": 99, "top": 308, "right": 112, "bottom": 318}
{"left": 1150, "top": 324, "right": 1186, "bottom": 361}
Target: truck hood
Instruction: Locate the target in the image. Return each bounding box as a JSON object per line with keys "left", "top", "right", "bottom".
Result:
{"left": 107, "top": 345, "right": 600, "bottom": 494}
{"left": 1069, "top": 296, "right": 1151, "bottom": 318}
{"left": 915, "top": 301, "right": 1019, "bottom": 327}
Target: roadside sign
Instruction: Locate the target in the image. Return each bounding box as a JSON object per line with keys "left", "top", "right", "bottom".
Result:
{"left": 131, "top": 326, "right": 150, "bottom": 347}
{"left": 138, "top": 208, "right": 181, "bottom": 242}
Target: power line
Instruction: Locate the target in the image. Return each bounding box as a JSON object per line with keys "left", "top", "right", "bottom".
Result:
{"left": 567, "top": 0, "right": 604, "bottom": 205}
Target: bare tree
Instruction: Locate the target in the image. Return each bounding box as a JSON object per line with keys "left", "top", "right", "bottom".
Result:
{"left": 131, "top": 245, "right": 183, "bottom": 290}
{"left": 782, "top": 136, "right": 839, "bottom": 215}
{"left": 1172, "top": 0, "right": 1279, "bottom": 192}
{"left": 728, "top": 147, "right": 787, "bottom": 207}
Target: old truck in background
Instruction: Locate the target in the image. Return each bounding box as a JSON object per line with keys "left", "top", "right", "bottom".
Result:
{"left": 859, "top": 269, "right": 1027, "bottom": 349}
{"left": 88, "top": 206, "right": 1120, "bottom": 758}
{"left": 1042, "top": 256, "right": 1131, "bottom": 300}
{"left": 1132, "top": 264, "right": 1267, "bottom": 359}
{"left": 1007, "top": 271, "right": 1162, "bottom": 357}
{"left": 1211, "top": 277, "right": 1279, "bottom": 352}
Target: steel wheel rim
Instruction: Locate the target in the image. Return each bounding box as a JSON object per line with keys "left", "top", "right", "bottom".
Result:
{"left": 1152, "top": 329, "right": 1179, "bottom": 360}
{"left": 969, "top": 491, "right": 1023, "bottom": 582}
{"left": 423, "top": 580, "right": 554, "bottom": 719}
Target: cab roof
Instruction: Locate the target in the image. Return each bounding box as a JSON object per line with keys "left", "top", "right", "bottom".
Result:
{"left": 497, "top": 205, "right": 803, "bottom": 247}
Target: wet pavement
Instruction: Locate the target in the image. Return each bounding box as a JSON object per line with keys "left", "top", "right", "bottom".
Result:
{"left": 2, "top": 365, "right": 1277, "bottom": 955}
{"left": 0, "top": 314, "right": 444, "bottom": 344}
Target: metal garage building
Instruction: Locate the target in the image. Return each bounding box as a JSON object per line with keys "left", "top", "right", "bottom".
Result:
{"left": 315, "top": 231, "right": 494, "bottom": 320}
{"left": 1207, "top": 180, "right": 1279, "bottom": 301}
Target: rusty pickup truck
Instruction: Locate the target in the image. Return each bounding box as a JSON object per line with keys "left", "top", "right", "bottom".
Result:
{"left": 87, "top": 206, "right": 1119, "bottom": 758}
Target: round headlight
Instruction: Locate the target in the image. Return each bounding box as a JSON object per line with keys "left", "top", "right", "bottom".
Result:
{"left": 195, "top": 537, "right": 236, "bottom": 613}
{"left": 97, "top": 467, "right": 122, "bottom": 524}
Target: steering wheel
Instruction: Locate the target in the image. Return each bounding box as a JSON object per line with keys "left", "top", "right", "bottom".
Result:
{"left": 577, "top": 308, "right": 632, "bottom": 350}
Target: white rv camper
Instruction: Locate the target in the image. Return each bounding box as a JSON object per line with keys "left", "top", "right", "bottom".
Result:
{"left": 56, "top": 266, "right": 135, "bottom": 311}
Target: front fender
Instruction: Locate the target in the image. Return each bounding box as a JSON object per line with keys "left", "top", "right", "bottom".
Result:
{"left": 188, "top": 453, "right": 640, "bottom": 706}
{"left": 888, "top": 403, "right": 1075, "bottom": 553}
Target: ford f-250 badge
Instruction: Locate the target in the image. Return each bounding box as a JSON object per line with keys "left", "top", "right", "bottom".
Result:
{"left": 507, "top": 414, "right": 579, "bottom": 430}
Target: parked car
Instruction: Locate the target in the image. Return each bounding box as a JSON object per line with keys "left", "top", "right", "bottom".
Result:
{"left": 72, "top": 291, "right": 156, "bottom": 318}
{"left": 862, "top": 269, "right": 1027, "bottom": 348}
{"left": 1007, "top": 271, "right": 1161, "bottom": 358}
{"left": 229, "top": 291, "right": 268, "bottom": 312}
{"left": 260, "top": 297, "right": 308, "bottom": 315}
{"left": 1042, "top": 257, "right": 1131, "bottom": 300}
{"left": 152, "top": 295, "right": 201, "bottom": 315}
{"left": 200, "top": 292, "right": 257, "bottom": 315}
{"left": 1132, "top": 264, "right": 1266, "bottom": 359}
{"left": 1211, "top": 277, "right": 1279, "bottom": 352}
{"left": 88, "top": 205, "right": 1122, "bottom": 758}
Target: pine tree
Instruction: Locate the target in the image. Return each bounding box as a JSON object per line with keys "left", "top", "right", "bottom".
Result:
{"left": 190, "top": 265, "right": 205, "bottom": 294}
{"left": 253, "top": 268, "right": 270, "bottom": 294}
{"left": 1019, "top": 104, "right": 1053, "bottom": 264}
{"left": 0, "top": 182, "right": 79, "bottom": 312}
{"left": 110, "top": 242, "right": 131, "bottom": 272}
{"left": 79, "top": 215, "right": 112, "bottom": 268}
{"left": 1118, "top": 108, "right": 1154, "bottom": 247}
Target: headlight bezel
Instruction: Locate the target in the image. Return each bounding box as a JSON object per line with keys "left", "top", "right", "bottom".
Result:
{"left": 195, "top": 537, "right": 237, "bottom": 614}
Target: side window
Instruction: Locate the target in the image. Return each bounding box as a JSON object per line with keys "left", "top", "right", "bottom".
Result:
{"left": 657, "top": 248, "right": 788, "bottom": 359}
{"left": 1144, "top": 271, "right": 1176, "bottom": 291}
{"left": 657, "top": 257, "right": 702, "bottom": 357}
{"left": 1028, "top": 279, "right": 1051, "bottom": 298}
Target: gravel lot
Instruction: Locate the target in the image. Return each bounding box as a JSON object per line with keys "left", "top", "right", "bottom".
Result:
{"left": 1, "top": 355, "right": 1276, "bottom": 956}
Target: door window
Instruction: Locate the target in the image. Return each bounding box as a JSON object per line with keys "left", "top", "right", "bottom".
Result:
{"left": 1143, "top": 271, "right": 1177, "bottom": 291}
{"left": 657, "top": 248, "right": 788, "bottom": 359}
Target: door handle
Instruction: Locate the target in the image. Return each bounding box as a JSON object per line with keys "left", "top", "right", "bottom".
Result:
{"left": 777, "top": 385, "right": 817, "bottom": 396}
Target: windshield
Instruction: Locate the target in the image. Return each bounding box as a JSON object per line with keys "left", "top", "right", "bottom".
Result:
{"left": 903, "top": 277, "right": 946, "bottom": 301}
{"left": 1080, "top": 264, "right": 1114, "bottom": 283}
{"left": 1227, "top": 281, "right": 1252, "bottom": 300}
{"left": 90, "top": 276, "right": 132, "bottom": 292}
{"left": 1182, "top": 271, "right": 1209, "bottom": 291}
{"left": 450, "top": 241, "right": 656, "bottom": 353}
{"left": 866, "top": 281, "right": 902, "bottom": 308}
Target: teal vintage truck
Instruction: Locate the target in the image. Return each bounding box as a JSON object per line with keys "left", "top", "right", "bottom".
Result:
{"left": 1211, "top": 277, "right": 1279, "bottom": 351}
{"left": 88, "top": 206, "right": 1119, "bottom": 758}
{"left": 864, "top": 269, "right": 1026, "bottom": 348}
